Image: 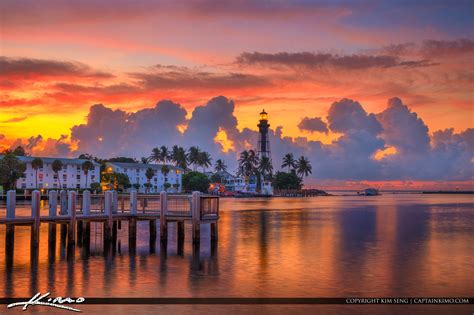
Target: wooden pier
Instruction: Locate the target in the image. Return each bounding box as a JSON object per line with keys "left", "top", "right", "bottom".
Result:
{"left": 0, "top": 190, "right": 219, "bottom": 254}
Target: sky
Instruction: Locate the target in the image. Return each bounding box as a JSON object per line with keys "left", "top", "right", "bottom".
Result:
{"left": 0, "top": 0, "right": 473, "bottom": 189}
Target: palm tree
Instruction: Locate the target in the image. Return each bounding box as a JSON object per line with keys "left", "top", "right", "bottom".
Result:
{"left": 197, "top": 151, "right": 212, "bottom": 172}
{"left": 145, "top": 167, "right": 155, "bottom": 194}
{"left": 188, "top": 146, "right": 201, "bottom": 171}
{"left": 52, "top": 159, "right": 63, "bottom": 189}
{"left": 82, "top": 160, "right": 94, "bottom": 188}
{"left": 214, "top": 159, "right": 227, "bottom": 172}
{"left": 141, "top": 156, "right": 149, "bottom": 164}
{"left": 159, "top": 146, "right": 170, "bottom": 164}
{"left": 150, "top": 147, "right": 161, "bottom": 163}
{"left": 281, "top": 153, "right": 296, "bottom": 172}
{"left": 238, "top": 149, "right": 259, "bottom": 191}
{"left": 160, "top": 165, "right": 170, "bottom": 191}
{"left": 258, "top": 156, "right": 273, "bottom": 179}
{"left": 31, "top": 157, "right": 43, "bottom": 189}
{"left": 295, "top": 156, "right": 312, "bottom": 179}
{"left": 174, "top": 146, "right": 188, "bottom": 170}
{"left": 171, "top": 145, "right": 180, "bottom": 165}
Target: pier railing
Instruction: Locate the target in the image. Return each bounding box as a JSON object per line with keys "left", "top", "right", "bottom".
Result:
{"left": 138, "top": 195, "right": 161, "bottom": 213}
{"left": 200, "top": 196, "right": 219, "bottom": 219}
{"left": 0, "top": 189, "right": 219, "bottom": 248}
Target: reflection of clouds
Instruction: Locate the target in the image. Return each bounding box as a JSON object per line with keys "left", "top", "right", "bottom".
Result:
{"left": 1, "top": 197, "right": 473, "bottom": 297}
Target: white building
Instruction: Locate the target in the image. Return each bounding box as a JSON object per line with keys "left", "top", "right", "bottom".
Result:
{"left": 105, "top": 162, "right": 183, "bottom": 193}
{"left": 7, "top": 156, "right": 101, "bottom": 190}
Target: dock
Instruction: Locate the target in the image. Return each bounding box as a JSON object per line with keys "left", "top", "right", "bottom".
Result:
{"left": 0, "top": 190, "right": 219, "bottom": 257}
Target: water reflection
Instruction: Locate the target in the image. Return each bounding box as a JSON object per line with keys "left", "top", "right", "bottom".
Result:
{"left": 0, "top": 195, "right": 473, "bottom": 299}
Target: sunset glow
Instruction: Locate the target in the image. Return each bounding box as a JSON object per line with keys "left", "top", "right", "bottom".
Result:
{"left": 1, "top": 1, "right": 472, "bottom": 189}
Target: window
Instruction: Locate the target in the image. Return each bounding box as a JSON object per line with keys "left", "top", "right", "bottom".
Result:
{"left": 76, "top": 184, "right": 81, "bottom": 189}
{"left": 63, "top": 165, "right": 67, "bottom": 170}
{"left": 21, "top": 183, "right": 26, "bottom": 189}
{"left": 76, "top": 175, "right": 81, "bottom": 180}
{"left": 63, "top": 184, "right": 67, "bottom": 189}
{"left": 39, "top": 183, "right": 43, "bottom": 188}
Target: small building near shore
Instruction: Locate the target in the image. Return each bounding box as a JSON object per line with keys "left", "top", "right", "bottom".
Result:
{"left": 0, "top": 155, "right": 101, "bottom": 190}
{"left": 105, "top": 161, "right": 183, "bottom": 193}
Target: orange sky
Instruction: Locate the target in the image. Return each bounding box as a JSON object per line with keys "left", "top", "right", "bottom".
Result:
{"left": 0, "top": 1, "right": 473, "bottom": 189}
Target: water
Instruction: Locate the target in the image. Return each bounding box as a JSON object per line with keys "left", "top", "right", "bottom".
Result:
{"left": 0, "top": 194, "right": 473, "bottom": 314}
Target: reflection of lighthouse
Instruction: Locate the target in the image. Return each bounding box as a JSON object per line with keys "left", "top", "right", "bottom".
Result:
{"left": 257, "top": 109, "right": 273, "bottom": 195}
{"left": 257, "top": 109, "right": 271, "bottom": 159}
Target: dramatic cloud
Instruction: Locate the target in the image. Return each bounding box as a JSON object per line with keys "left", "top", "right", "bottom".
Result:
{"left": 235, "top": 52, "right": 433, "bottom": 70}
{"left": 0, "top": 57, "right": 114, "bottom": 79}
{"left": 59, "top": 96, "right": 474, "bottom": 182}
{"left": 3, "top": 95, "right": 472, "bottom": 185}
{"left": 377, "top": 97, "right": 430, "bottom": 154}
{"left": 298, "top": 117, "right": 328, "bottom": 133}
{"left": 327, "top": 99, "right": 382, "bottom": 134}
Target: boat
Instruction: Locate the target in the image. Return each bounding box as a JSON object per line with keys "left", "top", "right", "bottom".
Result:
{"left": 358, "top": 188, "right": 380, "bottom": 196}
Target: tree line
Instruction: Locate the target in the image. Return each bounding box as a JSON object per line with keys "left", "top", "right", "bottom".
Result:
{"left": 1, "top": 145, "right": 313, "bottom": 193}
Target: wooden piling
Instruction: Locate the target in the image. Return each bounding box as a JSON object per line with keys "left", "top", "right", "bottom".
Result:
{"left": 211, "top": 222, "right": 218, "bottom": 242}
{"left": 150, "top": 220, "right": 157, "bottom": 242}
{"left": 5, "top": 225, "right": 14, "bottom": 267}
{"left": 82, "top": 222, "right": 90, "bottom": 247}
{"left": 60, "top": 189, "right": 68, "bottom": 238}
{"left": 192, "top": 191, "right": 201, "bottom": 243}
{"left": 6, "top": 190, "right": 16, "bottom": 219}
{"left": 103, "top": 191, "right": 113, "bottom": 243}
{"left": 160, "top": 191, "right": 168, "bottom": 240}
{"left": 77, "top": 221, "right": 83, "bottom": 246}
{"left": 177, "top": 221, "right": 185, "bottom": 240}
{"left": 67, "top": 191, "right": 77, "bottom": 247}
{"left": 129, "top": 191, "right": 137, "bottom": 247}
{"left": 5, "top": 190, "right": 16, "bottom": 266}
{"left": 48, "top": 190, "right": 58, "bottom": 249}
{"left": 59, "top": 190, "right": 68, "bottom": 215}
{"left": 30, "top": 190, "right": 41, "bottom": 251}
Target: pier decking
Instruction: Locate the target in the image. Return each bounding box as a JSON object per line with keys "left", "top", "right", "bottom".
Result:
{"left": 0, "top": 190, "right": 219, "bottom": 255}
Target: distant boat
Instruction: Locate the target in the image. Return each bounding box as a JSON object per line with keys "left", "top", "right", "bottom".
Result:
{"left": 358, "top": 188, "right": 380, "bottom": 196}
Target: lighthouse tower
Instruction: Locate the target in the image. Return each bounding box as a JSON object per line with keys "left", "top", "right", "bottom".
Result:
{"left": 257, "top": 109, "right": 271, "bottom": 159}
{"left": 257, "top": 109, "right": 273, "bottom": 195}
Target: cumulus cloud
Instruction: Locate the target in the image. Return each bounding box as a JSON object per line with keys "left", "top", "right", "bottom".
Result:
{"left": 1, "top": 134, "right": 72, "bottom": 157}
{"left": 9, "top": 95, "right": 471, "bottom": 184}
{"left": 235, "top": 51, "right": 434, "bottom": 70}
{"left": 377, "top": 97, "right": 430, "bottom": 154}
{"left": 298, "top": 117, "right": 328, "bottom": 133}
{"left": 327, "top": 98, "right": 382, "bottom": 134}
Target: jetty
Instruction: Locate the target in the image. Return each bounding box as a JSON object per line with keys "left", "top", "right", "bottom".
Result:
{"left": 0, "top": 190, "right": 219, "bottom": 256}
{"left": 273, "top": 189, "right": 329, "bottom": 197}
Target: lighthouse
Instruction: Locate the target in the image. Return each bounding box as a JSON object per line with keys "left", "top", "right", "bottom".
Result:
{"left": 257, "top": 109, "right": 273, "bottom": 195}
{"left": 257, "top": 109, "right": 271, "bottom": 159}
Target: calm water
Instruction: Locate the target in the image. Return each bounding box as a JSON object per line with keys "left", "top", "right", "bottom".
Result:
{"left": 0, "top": 194, "right": 473, "bottom": 314}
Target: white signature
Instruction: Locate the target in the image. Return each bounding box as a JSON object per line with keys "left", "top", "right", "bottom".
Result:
{"left": 7, "top": 292, "right": 85, "bottom": 312}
